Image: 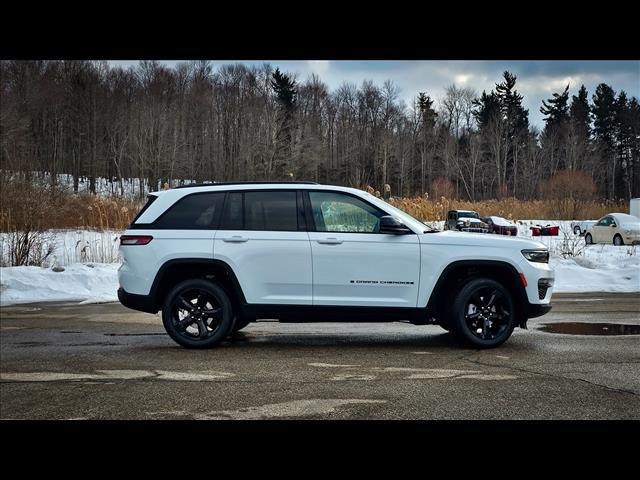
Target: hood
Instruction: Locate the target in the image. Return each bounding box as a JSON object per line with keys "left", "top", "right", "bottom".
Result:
{"left": 421, "top": 230, "right": 546, "bottom": 250}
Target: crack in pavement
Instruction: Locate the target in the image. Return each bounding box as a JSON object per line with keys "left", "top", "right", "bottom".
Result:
{"left": 460, "top": 353, "right": 638, "bottom": 396}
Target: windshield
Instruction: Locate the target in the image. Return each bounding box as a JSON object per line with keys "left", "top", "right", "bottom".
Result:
{"left": 458, "top": 211, "right": 479, "bottom": 219}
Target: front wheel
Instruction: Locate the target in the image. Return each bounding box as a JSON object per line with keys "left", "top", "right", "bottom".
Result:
{"left": 613, "top": 234, "right": 624, "bottom": 246}
{"left": 162, "top": 279, "right": 234, "bottom": 348}
{"left": 573, "top": 226, "right": 581, "bottom": 235}
{"left": 449, "top": 278, "right": 516, "bottom": 349}
{"left": 585, "top": 233, "right": 593, "bottom": 245}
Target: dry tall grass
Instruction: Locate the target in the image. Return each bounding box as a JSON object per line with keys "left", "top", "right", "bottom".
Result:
{"left": 386, "top": 196, "right": 629, "bottom": 222}
{"left": 0, "top": 177, "right": 142, "bottom": 232}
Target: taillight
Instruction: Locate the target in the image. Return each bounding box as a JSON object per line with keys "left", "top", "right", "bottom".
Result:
{"left": 120, "top": 235, "right": 153, "bottom": 246}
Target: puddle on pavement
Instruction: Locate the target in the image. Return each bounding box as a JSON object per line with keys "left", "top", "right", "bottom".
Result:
{"left": 538, "top": 322, "right": 640, "bottom": 335}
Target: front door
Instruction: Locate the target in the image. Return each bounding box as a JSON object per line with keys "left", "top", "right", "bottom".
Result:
{"left": 305, "top": 190, "right": 420, "bottom": 307}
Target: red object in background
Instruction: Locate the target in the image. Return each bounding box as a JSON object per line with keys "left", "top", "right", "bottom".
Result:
{"left": 530, "top": 225, "right": 559, "bottom": 236}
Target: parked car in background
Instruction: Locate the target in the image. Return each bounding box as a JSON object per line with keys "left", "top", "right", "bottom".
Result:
{"left": 570, "top": 220, "right": 597, "bottom": 236}
{"left": 584, "top": 213, "right": 640, "bottom": 246}
{"left": 530, "top": 224, "right": 559, "bottom": 236}
{"left": 482, "top": 216, "right": 518, "bottom": 236}
{"left": 445, "top": 210, "right": 489, "bottom": 233}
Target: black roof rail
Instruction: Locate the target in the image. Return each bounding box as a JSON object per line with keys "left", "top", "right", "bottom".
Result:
{"left": 173, "top": 181, "right": 319, "bottom": 189}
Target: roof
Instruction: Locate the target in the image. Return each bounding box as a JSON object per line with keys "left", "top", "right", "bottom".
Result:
{"left": 174, "top": 181, "right": 318, "bottom": 189}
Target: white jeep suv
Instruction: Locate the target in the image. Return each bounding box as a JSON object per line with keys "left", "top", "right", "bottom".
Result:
{"left": 118, "top": 182, "right": 554, "bottom": 349}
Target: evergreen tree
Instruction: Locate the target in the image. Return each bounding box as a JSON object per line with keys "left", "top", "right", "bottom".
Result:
{"left": 416, "top": 92, "right": 438, "bottom": 194}
{"left": 494, "top": 71, "right": 529, "bottom": 196}
{"left": 270, "top": 68, "right": 298, "bottom": 179}
{"left": 570, "top": 85, "right": 591, "bottom": 137}
{"left": 540, "top": 84, "right": 570, "bottom": 173}
{"left": 472, "top": 90, "right": 501, "bottom": 129}
{"left": 540, "top": 84, "right": 570, "bottom": 130}
{"left": 591, "top": 83, "right": 618, "bottom": 197}
{"left": 567, "top": 85, "right": 592, "bottom": 172}
{"left": 615, "top": 91, "right": 633, "bottom": 198}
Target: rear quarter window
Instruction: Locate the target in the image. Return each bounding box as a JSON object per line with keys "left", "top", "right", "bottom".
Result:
{"left": 151, "top": 192, "right": 225, "bottom": 229}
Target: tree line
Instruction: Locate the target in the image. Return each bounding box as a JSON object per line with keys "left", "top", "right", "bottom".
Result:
{"left": 1, "top": 60, "right": 638, "bottom": 200}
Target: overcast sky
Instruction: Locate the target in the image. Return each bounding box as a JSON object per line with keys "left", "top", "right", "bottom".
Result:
{"left": 109, "top": 60, "right": 640, "bottom": 129}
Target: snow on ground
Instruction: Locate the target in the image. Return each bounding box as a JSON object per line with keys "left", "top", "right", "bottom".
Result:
{"left": 0, "top": 263, "right": 120, "bottom": 306}
{"left": 0, "top": 221, "right": 638, "bottom": 306}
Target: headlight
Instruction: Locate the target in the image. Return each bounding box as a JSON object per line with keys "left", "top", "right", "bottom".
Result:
{"left": 522, "top": 249, "right": 549, "bottom": 263}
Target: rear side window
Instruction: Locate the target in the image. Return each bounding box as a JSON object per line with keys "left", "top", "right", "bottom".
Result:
{"left": 245, "top": 191, "right": 298, "bottom": 231}
{"left": 219, "top": 191, "right": 298, "bottom": 231}
{"left": 153, "top": 193, "right": 225, "bottom": 229}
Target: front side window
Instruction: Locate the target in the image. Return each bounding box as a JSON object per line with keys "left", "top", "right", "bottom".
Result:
{"left": 597, "top": 217, "right": 611, "bottom": 227}
{"left": 153, "top": 192, "right": 224, "bottom": 229}
{"left": 309, "top": 191, "right": 385, "bottom": 233}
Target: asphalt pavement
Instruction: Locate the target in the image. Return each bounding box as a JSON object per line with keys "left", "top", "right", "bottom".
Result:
{"left": 1, "top": 292, "right": 638, "bottom": 420}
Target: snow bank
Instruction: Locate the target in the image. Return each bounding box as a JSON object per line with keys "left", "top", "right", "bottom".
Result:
{"left": 0, "top": 263, "right": 119, "bottom": 306}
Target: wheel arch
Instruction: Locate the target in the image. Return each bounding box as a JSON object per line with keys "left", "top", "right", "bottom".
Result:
{"left": 425, "top": 260, "right": 528, "bottom": 328}
{"left": 149, "top": 258, "right": 246, "bottom": 313}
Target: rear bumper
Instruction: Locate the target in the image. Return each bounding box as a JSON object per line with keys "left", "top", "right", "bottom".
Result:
{"left": 117, "top": 288, "right": 158, "bottom": 314}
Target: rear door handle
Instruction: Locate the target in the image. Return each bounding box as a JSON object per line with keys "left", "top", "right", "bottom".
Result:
{"left": 317, "top": 237, "right": 343, "bottom": 245}
{"left": 222, "top": 235, "right": 248, "bottom": 243}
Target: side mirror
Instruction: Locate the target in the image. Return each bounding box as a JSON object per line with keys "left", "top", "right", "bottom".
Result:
{"left": 611, "top": 223, "right": 617, "bottom": 228}
{"left": 379, "top": 215, "right": 412, "bottom": 234}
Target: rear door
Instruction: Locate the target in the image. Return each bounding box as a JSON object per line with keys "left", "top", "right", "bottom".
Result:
{"left": 305, "top": 190, "right": 420, "bottom": 307}
{"left": 213, "top": 190, "right": 312, "bottom": 305}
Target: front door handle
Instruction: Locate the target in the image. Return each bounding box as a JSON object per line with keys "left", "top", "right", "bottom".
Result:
{"left": 222, "top": 236, "right": 248, "bottom": 243}
{"left": 317, "top": 237, "right": 343, "bottom": 245}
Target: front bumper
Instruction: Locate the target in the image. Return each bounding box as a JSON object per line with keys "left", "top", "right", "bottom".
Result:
{"left": 526, "top": 303, "right": 552, "bottom": 319}
{"left": 118, "top": 288, "right": 158, "bottom": 314}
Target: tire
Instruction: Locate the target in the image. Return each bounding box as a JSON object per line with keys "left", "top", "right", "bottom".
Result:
{"left": 573, "top": 226, "right": 581, "bottom": 235}
{"left": 162, "top": 279, "right": 234, "bottom": 349}
{"left": 585, "top": 233, "right": 593, "bottom": 245}
{"left": 613, "top": 234, "right": 624, "bottom": 246}
{"left": 448, "top": 278, "right": 516, "bottom": 349}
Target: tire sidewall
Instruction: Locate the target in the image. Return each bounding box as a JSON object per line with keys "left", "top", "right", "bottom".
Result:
{"left": 585, "top": 233, "right": 593, "bottom": 245}
{"left": 614, "top": 235, "right": 623, "bottom": 246}
{"left": 162, "top": 279, "right": 234, "bottom": 348}
{"left": 450, "top": 278, "right": 516, "bottom": 349}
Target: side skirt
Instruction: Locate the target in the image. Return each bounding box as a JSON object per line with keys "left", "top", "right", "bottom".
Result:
{"left": 239, "top": 304, "right": 433, "bottom": 324}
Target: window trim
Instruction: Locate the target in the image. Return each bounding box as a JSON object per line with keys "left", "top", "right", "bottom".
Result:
{"left": 303, "top": 189, "right": 412, "bottom": 235}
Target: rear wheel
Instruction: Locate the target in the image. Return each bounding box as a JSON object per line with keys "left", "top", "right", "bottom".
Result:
{"left": 614, "top": 234, "right": 624, "bottom": 246}
{"left": 585, "top": 233, "right": 593, "bottom": 245}
{"left": 162, "top": 279, "right": 234, "bottom": 348}
{"left": 573, "top": 226, "right": 581, "bottom": 235}
{"left": 448, "top": 278, "right": 516, "bottom": 349}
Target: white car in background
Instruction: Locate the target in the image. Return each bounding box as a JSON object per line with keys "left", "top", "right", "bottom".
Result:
{"left": 584, "top": 213, "right": 640, "bottom": 246}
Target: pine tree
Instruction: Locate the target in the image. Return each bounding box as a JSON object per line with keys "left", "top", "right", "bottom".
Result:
{"left": 493, "top": 71, "right": 529, "bottom": 196}
{"left": 567, "top": 85, "right": 592, "bottom": 171}
{"left": 540, "top": 84, "right": 570, "bottom": 173}
{"left": 417, "top": 92, "right": 437, "bottom": 194}
{"left": 540, "top": 84, "right": 570, "bottom": 130}
{"left": 591, "top": 83, "right": 618, "bottom": 198}
{"left": 270, "top": 68, "right": 298, "bottom": 179}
